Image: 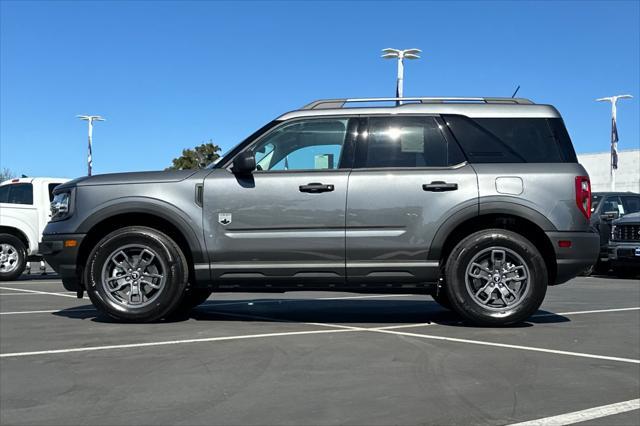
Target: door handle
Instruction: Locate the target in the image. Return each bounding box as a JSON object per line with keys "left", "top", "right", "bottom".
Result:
{"left": 299, "top": 183, "right": 335, "bottom": 193}
{"left": 422, "top": 181, "right": 458, "bottom": 192}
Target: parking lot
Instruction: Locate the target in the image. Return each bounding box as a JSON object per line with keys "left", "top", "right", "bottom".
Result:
{"left": 0, "top": 275, "right": 638, "bottom": 426}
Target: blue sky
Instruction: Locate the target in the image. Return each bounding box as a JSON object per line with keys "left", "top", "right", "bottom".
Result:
{"left": 1, "top": 0, "right": 639, "bottom": 178}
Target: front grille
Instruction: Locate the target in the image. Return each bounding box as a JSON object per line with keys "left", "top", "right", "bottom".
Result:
{"left": 614, "top": 224, "right": 640, "bottom": 241}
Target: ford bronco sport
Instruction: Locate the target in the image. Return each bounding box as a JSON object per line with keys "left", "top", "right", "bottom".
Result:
{"left": 41, "top": 97, "right": 599, "bottom": 325}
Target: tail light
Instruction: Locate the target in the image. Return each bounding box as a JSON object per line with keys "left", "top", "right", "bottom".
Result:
{"left": 575, "top": 176, "right": 591, "bottom": 219}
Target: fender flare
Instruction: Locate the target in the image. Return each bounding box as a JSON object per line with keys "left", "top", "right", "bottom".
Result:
{"left": 428, "top": 200, "right": 556, "bottom": 260}
{"left": 77, "top": 197, "right": 207, "bottom": 263}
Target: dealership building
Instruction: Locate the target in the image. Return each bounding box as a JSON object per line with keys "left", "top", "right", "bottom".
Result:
{"left": 577, "top": 149, "right": 640, "bottom": 193}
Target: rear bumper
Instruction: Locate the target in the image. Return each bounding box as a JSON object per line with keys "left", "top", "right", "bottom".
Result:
{"left": 40, "top": 233, "right": 85, "bottom": 291}
{"left": 546, "top": 231, "right": 599, "bottom": 284}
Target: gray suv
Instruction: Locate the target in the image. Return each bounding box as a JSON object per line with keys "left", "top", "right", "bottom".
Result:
{"left": 41, "top": 97, "right": 599, "bottom": 325}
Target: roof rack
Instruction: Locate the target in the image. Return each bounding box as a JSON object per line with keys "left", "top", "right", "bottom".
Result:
{"left": 301, "top": 97, "right": 534, "bottom": 110}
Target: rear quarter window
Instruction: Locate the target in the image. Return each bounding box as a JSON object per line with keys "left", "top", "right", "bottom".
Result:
{"left": 443, "top": 116, "right": 577, "bottom": 163}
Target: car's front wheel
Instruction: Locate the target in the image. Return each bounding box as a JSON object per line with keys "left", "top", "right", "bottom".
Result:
{"left": 444, "top": 229, "right": 547, "bottom": 326}
{"left": 85, "top": 226, "right": 189, "bottom": 322}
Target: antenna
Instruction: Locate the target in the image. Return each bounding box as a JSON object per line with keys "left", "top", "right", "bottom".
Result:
{"left": 511, "top": 85, "right": 520, "bottom": 98}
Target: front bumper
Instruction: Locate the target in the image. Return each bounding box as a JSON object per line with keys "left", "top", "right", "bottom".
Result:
{"left": 546, "top": 231, "right": 599, "bottom": 284}
{"left": 40, "top": 233, "right": 85, "bottom": 291}
{"left": 608, "top": 241, "right": 640, "bottom": 265}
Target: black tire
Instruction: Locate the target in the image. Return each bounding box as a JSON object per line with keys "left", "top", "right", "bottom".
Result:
{"left": 173, "top": 288, "right": 212, "bottom": 314}
{"left": 0, "top": 233, "right": 27, "bottom": 281}
{"left": 444, "top": 229, "right": 547, "bottom": 326}
{"left": 431, "top": 289, "right": 452, "bottom": 310}
{"left": 85, "top": 226, "right": 189, "bottom": 322}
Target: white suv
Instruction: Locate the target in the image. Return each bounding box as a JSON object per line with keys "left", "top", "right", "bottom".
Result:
{"left": 0, "top": 177, "right": 68, "bottom": 280}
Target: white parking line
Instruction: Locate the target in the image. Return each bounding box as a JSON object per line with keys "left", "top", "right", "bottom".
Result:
{"left": 2, "top": 304, "right": 640, "bottom": 361}
{"left": 508, "top": 398, "right": 640, "bottom": 425}
{"left": 205, "top": 310, "right": 640, "bottom": 364}
{"left": 0, "top": 328, "right": 356, "bottom": 358}
{"left": 372, "top": 328, "right": 640, "bottom": 364}
{"left": 374, "top": 323, "right": 436, "bottom": 330}
{"left": 0, "top": 286, "right": 88, "bottom": 299}
{"left": 0, "top": 308, "right": 96, "bottom": 316}
{"left": 1, "top": 280, "right": 61, "bottom": 285}
{"left": 533, "top": 307, "right": 640, "bottom": 317}
{"left": 0, "top": 291, "right": 76, "bottom": 296}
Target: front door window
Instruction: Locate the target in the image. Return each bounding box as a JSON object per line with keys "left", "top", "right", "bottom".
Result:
{"left": 251, "top": 119, "right": 350, "bottom": 171}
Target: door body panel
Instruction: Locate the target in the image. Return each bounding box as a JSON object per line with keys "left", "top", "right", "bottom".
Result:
{"left": 346, "top": 165, "right": 479, "bottom": 283}
{"left": 203, "top": 169, "right": 348, "bottom": 285}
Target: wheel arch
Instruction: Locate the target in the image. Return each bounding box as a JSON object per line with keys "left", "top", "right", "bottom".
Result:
{"left": 76, "top": 202, "right": 208, "bottom": 286}
{"left": 0, "top": 226, "right": 31, "bottom": 253}
{"left": 431, "top": 207, "right": 557, "bottom": 285}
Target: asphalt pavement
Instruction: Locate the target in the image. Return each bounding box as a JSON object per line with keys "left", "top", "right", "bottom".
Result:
{"left": 0, "top": 274, "right": 638, "bottom": 425}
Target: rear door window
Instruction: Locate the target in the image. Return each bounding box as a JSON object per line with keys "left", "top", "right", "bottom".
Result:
{"left": 443, "top": 116, "right": 577, "bottom": 163}
{"left": 0, "top": 183, "right": 33, "bottom": 205}
{"left": 357, "top": 116, "right": 465, "bottom": 168}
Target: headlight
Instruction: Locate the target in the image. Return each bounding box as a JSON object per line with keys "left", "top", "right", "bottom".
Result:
{"left": 611, "top": 225, "right": 617, "bottom": 240}
{"left": 50, "top": 192, "right": 71, "bottom": 221}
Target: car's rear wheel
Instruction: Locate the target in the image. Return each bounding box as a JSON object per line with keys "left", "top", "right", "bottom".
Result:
{"left": 0, "top": 234, "right": 27, "bottom": 281}
{"left": 85, "top": 226, "right": 189, "bottom": 322}
{"left": 444, "top": 229, "right": 547, "bottom": 326}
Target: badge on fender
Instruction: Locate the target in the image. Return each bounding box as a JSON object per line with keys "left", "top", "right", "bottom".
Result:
{"left": 218, "top": 213, "right": 232, "bottom": 225}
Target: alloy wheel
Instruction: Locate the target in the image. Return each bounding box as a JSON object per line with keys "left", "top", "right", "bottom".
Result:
{"left": 100, "top": 244, "right": 167, "bottom": 308}
{"left": 0, "top": 243, "right": 19, "bottom": 273}
{"left": 465, "top": 246, "right": 530, "bottom": 311}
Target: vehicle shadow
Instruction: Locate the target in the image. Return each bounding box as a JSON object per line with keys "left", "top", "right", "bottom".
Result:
{"left": 590, "top": 273, "right": 640, "bottom": 280}
{"left": 52, "top": 298, "right": 570, "bottom": 327}
{"left": 15, "top": 273, "right": 60, "bottom": 281}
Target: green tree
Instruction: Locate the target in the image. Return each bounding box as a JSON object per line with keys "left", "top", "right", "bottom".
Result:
{"left": 167, "top": 141, "right": 222, "bottom": 170}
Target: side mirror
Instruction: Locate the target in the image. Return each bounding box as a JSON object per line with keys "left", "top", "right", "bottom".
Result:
{"left": 600, "top": 211, "right": 620, "bottom": 221}
{"left": 231, "top": 151, "right": 256, "bottom": 174}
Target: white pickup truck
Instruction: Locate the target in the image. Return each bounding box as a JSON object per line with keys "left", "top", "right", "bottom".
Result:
{"left": 0, "top": 177, "right": 69, "bottom": 280}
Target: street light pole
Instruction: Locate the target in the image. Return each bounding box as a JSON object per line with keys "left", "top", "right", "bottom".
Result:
{"left": 77, "top": 115, "right": 105, "bottom": 176}
{"left": 381, "top": 48, "right": 421, "bottom": 105}
{"left": 595, "top": 95, "right": 632, "bottom": 191}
